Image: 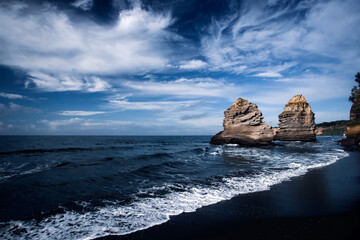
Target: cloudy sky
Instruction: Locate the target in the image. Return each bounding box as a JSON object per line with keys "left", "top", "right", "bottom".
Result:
{"left": 0, "top": 0, "right": 359, "bottom": 135}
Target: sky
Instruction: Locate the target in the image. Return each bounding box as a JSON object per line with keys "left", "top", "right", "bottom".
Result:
{"left": 0, "top": 0, "right": 359, "bottom": 135}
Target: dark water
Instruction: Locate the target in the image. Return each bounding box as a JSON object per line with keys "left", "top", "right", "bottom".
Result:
{"left": 0, "top": 136, "right": 348, "bottom": 239}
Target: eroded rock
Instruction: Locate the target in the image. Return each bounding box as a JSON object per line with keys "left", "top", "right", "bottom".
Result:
{"left": 210, "top": 98, "right": 274, "bottom": 146}
{"left": 274, "top": 94, "right": 316, "bottom": 141}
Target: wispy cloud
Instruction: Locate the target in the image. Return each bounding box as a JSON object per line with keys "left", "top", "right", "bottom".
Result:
{"left": 57, "top": 111, "right": 106, "bottom": 116}
{"left": 108, "top": 99, "right": 199, "bottom": 111}
{"left": 71, "top": 0, "right": 94, "bottom": 11}
{"left": 27, "top": 73, "right": 111, "bottom": 92}
{"left": 178, "top": 60, "right": 207, "bottom": 70}
{"left": 0, "top": 92, "right": 26, "bottom": 99}
{"left": 121, "top": 77, "right": 244, "bottom": 99}
{"left": 201, "top": 0, "right": 360, "bottom": 76}
{"left": 40, "top": 118, "right": 132, "bottom": 131}
{"left": 180, "top": 113, "right": 208, "bottom": 120}
{"left": 107, "top": 97, "right": 222, "bottom": 129}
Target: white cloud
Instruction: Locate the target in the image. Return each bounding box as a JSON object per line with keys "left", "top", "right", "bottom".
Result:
{"left": 108, "top": 99, "right": 199, "bottom": 111}
{"left": 57, "top": 111, "right": 106, "bottom": 116}
{"left": 0, "top": 3, "right": 178, "bottom": 91}
{"left": 27, "top": 73, "right": 111, "bottom": 92}
{"left": 250, "top": 62, "right": 297, "bottom": 78}
{"left": 71, "top": 0, "right": 94, "bottom": 11}
{"left": 121, "top": 77, "right": 244, "bottom": 99}
{"left": 0, "top": 92, "right": 25, "bottom": 99}
{"left": 178, "top": 60, "right": 207, "bottom": 70}
{"left": 252, "top": 71, "right": 283, "bottom": 78}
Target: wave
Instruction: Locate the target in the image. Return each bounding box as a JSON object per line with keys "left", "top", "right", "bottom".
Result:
{"left": 0, "top": 147, "right": 348, "bottom": 240}
{"left": 0, "top": 163, "right": 52, "bottom": 183}
{"left": 132, "top": 159, "right": 191, "bottom": 177}
{"left": 0, "top": 147, "right": 98, "bottom": 155}
{"left": 0, "top": 156, "right": 123, "bottom": 183}
{"left": 135, "top": 152, "right": 172, "bottom": 161}
{"left": 0, "top": 146, "right": 135, "bottom": 156}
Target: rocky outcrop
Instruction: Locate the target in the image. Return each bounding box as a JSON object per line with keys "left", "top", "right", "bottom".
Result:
{"left": 210, "top": 98, "right": 274, "bottom": 146}
{"left": 272, "top": 127, "right": 280, "bottom": 136}
{"left": 341, "top": 122, "right": 360, "bottom": 150}
{"left": 274, "top": 95, "right": 316, "bottom": 141}
{"left": 341, "top": 94, "right": 360, "bottom": 150}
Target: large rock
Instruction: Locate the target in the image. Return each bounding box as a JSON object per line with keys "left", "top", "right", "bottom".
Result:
{"left": 274, "top": 94, "right": 316, "bottom": 141}
{"left": 341, "top": 94, "right": 360, "bottom": 150}
{"left": 341, "top": 123, "right": 360, "bottom": 150}
{"left": 210, "top": 98, "right": 274, "bottom": 146}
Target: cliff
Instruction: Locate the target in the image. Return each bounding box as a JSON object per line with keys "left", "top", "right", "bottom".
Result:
{"left": 315, "top": 120, "right": 349, "bottom": 135}
{"left": 210, "top": 98, "right": 274, "bottom": 146}
{"left": 274, "top": 95, "right": 316, "bottom": 141}
{"left": 341, "top": 94, "right": 360, "bottom": 150}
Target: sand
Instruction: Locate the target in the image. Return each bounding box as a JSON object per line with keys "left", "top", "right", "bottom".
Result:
{"left": 97, "top": 150, "right": 360, "bottom": 240}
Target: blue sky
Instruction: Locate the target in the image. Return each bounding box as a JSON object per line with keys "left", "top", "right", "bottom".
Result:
{"left": 0, "top": 0, "right": 359, "bottom": 135}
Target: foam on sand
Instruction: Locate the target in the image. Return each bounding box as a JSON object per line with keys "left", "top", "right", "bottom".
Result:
{"left": 0, "top": 144, "right": 348, "bottom": 240}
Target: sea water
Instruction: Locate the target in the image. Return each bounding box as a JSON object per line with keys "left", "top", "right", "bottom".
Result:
{"left": 0, "top": 135, "right": 348, "bottom": 239}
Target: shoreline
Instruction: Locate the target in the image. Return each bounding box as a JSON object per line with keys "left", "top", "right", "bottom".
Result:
{"left": 97, "top": 150, "right": 360, "bottom": 240}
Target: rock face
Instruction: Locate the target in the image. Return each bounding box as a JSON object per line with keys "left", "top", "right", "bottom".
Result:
{"left": 341, "top": 122, "right": 360, "bottom": 150}
{"left": 210, "top": 98, "right": 274, "bottom": 146}
{"left": 341, "top": 94, "right": 360, "bottom": 150}
{"left": 274, "top": 94, "right": 316, "bottom": 141}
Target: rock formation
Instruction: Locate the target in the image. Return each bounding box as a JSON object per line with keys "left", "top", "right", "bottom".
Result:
{"left": 274, "top": 94, "right": 316, "bottom": 141}
{"left": 210, "top": 98, "right": 274, "bottom": 146}
{"left": 341, "top": 94, "right": 360, "bottom": 150}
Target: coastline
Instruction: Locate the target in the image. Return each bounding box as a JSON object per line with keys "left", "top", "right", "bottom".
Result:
{"left": 97, "top": 150, "right": 360, "bottom": 240}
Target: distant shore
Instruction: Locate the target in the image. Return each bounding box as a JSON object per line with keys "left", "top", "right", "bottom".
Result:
{"left": 97, "top": 150, "right": 360, "bottom": 240}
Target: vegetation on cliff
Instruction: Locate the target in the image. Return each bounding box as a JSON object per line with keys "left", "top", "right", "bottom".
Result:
{"left": 315, "top": 119, "right": 360, "bottom": 135}
{"left": 349, "top": 72, "right": 360, "bottom": 102}
{"left": 315, "top": 120, "right": 349, "bottom": 135}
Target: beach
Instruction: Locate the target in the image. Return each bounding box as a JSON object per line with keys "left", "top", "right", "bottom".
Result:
{"left": 0, "top": 136, "right": 357, "bottom": 239}
{"left": 98, "top": 150, "right": 360, "bottom": 240}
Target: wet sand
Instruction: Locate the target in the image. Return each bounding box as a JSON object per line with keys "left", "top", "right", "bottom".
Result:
{"left": 98, "top": 150, "right": 360, "bottom": 240}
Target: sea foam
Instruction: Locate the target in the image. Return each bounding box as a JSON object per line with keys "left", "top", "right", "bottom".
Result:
{"left": 0, "top": 142, "right": 348, "bottom": 240}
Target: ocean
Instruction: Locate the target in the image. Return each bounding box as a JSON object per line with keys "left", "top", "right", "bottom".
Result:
{"left": 0, "top": 135, "right": 348, "bottom": 239}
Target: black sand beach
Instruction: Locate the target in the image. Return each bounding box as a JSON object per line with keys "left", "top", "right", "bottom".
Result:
{"left": 98, "top": 150, "right": 360, "bottom": 240}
